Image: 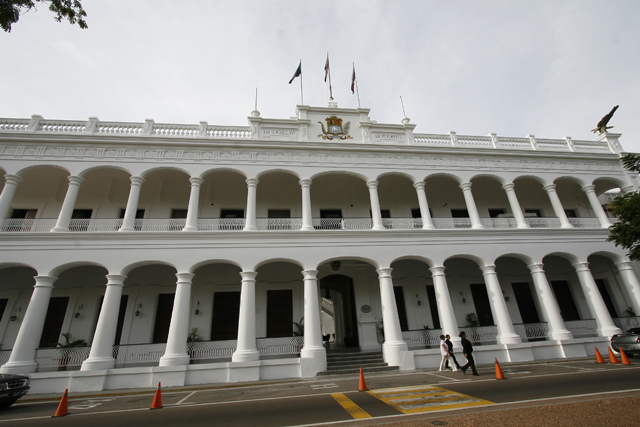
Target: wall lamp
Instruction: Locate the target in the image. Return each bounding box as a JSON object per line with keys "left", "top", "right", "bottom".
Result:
{"left": 74, "top": 304, "right": 83, "bottom": 319}
{"left": 415, "top": 294, "right": 422, "bottom": 306}
{"left": 10, "top": 306, "right": 22, "bottom": 321}
{"left": 195, "top": 301, "right": 200, "bottom": 316}
{"left": 502, "top": 291, "right": 510, "bottom": 302}
{"left": 135, "top": 303, "right": 142, "bottom": 317}
{"left": 460, "top": 291, "right": 466, "bottom": 304}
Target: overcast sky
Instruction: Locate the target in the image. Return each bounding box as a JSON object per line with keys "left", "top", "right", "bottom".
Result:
{"left": 1, "top": 1, "right": 639, "bottom": 152}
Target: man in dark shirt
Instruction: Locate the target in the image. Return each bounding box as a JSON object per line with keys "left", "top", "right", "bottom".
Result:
{"left": 459, "top": 331, "right": 479, "bottom": 376}
{"left": 444, "top": 334, "right": 461, "bottom": 370}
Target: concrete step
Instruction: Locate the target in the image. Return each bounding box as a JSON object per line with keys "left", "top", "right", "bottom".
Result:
{"left": 317, "top": 365, "right": 399, "bottom": 376}
{"left": 326, "top": 362, "right": 389, "bottom": 371}
{"left": 327, "top": 355, "right": 384, "bottom": 365}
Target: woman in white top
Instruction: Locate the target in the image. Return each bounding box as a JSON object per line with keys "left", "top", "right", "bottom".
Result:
{"left": 439, "top": 334, "right": 458, "bottom": 372}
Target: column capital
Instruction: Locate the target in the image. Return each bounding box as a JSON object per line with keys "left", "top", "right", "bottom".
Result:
{"left": 302, "top": 269, "right": 318, "bottom": 279}
{"left": 527, "top": 263, "right": 545, "bottom": 274}
{"left": 4, "top": 174, "right": 23, "bottom": 186}
{"left": 105, "top": 274, "right": 126, "bottom": 286}
{"left": 571, "top": 262, "right": 590, "bottom": 273}
{"left": 376, "top": 267, "right": 393, "bottom": 278}
{"left": 246, "top": 177, "right": 259, "bottom": 187}
{"left": 240, "top": 270, "right": 257, "bottom": 280}
{"left": 459, "top": 181, "right": 472, "bottom": 191}
{"left": 614, "top": 261, "right": 634, "bottom": 272}
{"left": 68, "top": 175, "right": 85, "bottom": 186}
{"left": 175, "top": 272, "right": 195, "bottom": 283}
{"left": 130, "top": 176, "right": 145, "bottom": 186}
{"left": 581, "top": 184, "right": 596, "bottom": 194}
{"left": 366, "top": 180, "right": 379, "bottom": 189}
{"left": 429, "top": 265, "right": 445, "bottom": 276}
{"left": 34, "top": 275, "right": 57, "bottom": 288}
{"left": 299, "top": 178, "right": 312, "bottom": 187}
{"left": 502, "top": 182, "right": 515, "bottom": 192}
{"left": 189, "top": 177, "right": 204, "bottom": 186}
{"left": 412, "top": 181, "right": 425, "bottom": 190}
{"left": 543, "top": 184, "right": 557, "bottom": 193}
{"left": 479, "top": 265, "right": 497, "bottom": 275}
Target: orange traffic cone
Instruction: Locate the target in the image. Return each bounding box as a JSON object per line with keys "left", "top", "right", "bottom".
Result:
{"left": 52, "top": 389, "right": 69, "bottom": 417}
{"left": 620, "top": 348, "right": 632, "bottom": 365}
{"left": 358, "top": 367, "right": 368, "bottom": 391}
{"left": 595, "top": 347, "right": 605, "bottom": 363}
{"left": 150, "top": 382, "right": 163, "bottom": 409}
{"left": 608, "top": 347, "right": 620, "bottom": 364}
{"left": 495, "top": 358, "right": 506, "bottom": 380}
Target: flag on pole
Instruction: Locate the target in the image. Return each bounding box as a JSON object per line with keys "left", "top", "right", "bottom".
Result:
{"left": 324, "top": 55, "right": 330, "bottom": 82}
{"left": 289, "top": 61, "right": 302, "bottom": 84}
{"left": 351, "top": 64, "right": 356, "bottom": 94}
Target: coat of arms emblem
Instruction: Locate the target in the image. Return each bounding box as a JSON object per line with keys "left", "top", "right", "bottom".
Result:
{"left": 318, "top": 116, "right": 353, "bottom": 140}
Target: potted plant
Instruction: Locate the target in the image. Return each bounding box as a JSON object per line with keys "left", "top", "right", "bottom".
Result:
{"left": 57, "top": 332, "right": 87, "bottom": 371}
{"left": 187, "top": 328, "right": 202, "bottom": 363}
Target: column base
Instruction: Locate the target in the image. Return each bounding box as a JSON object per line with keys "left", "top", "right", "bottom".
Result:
{"left": 159, "top": 353, "right": 190, "bottom": 367}
{"left": 471, "top": 224, "right": 484, "bottom": 229}
{"left": 547, "top": 330, "right": 573, "bottom": 341}
{"left": 118, "top": 227, "right": 134, "bottom": 232}
{"left": 300, "top": 226, "right": 314, "bottom": 231}
{"left": 372, "top": 226, "right": 385, "bottom": 231}
{"left": 517, "top": 224, "right": 531, "bottom": 229}
{"left": 598, "top": 326, "right": 622, "bottom": 337}
{"left": 81, "top": 357, "right": 115, "bottom": 371}
{"left": 300, "top": 347, "right": 327, "bottom": 377}
{"left": 50, "top": 227, "right": 70, "bottom": 233}
{"left": 182, "top": 226, "right": 198, "bottom": 232}
{"left": 561, "top": 224, "right": 574, "bottom": 229}
{"left": 382, "top": 341, "right": 408, "bottom": 367}
{"left": 231, "top": 349, "right": 260, "bottom": 362}
{"left": 243, "top": 226, "right": 258, "bottom": 231}
{"left": 497, "top": 334, "right": 522, "bottom": 345}
{"left": 422, "top": 225, "right": 435, "bottom": 230}
{"left": 0, "top": 360, "right": 38, "bottom": 374}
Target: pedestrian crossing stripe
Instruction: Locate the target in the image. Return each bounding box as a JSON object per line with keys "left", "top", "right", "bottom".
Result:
{"left": 368, "top": 385, "right": 494, "bottom": 414}
{"left": 330, "top": 393, "right": 372, "bottom": 419}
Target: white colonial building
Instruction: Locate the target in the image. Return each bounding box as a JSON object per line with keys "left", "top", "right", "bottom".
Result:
{"left": 0, "top": 103, "right": 639, "bottom": 394}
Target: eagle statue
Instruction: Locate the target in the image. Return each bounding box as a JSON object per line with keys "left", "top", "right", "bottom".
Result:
{"left": 591, "top": 105, "right": 619, "bottom": 134}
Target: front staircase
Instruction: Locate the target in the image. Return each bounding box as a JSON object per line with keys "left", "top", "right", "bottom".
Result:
{"left": 317, "top": 351, "right": 399, "bottom": 376}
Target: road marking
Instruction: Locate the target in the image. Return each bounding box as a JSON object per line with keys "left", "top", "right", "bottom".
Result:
{"left": 501, "top": 369, "right": 531, "bottom": 374}
{"left": 68, "top": 398, "right": 115, "bottom": 410}
{"left": 368, "top": 385, "right": 493, "bottom": 414}
{"left": 330, "top": 393, "right": 371, "bottom": 419}
{"left": 176, "top": 391, "right": 197, "bottom": 405}
{"left": 549, "top": 364, "right": 595, "bottom": 371}
{"left": 311, "top": 383, "right": 339, "bottom": 389}
{"left": 423, "top": 372, "right": 467, "bottom": 382}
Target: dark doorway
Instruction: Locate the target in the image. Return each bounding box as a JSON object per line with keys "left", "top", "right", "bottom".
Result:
{"left": 267, "top": 290, "right": 293, "bottom": 337}
{"left": 319, "top": 210, "right": 342, "bottom": 229}
{"left": 470, "top": 284, "right": 494, "bottom": 326}
{"left": 393, "top": 287, "right": 409, "bottom": 331}
{"left": 551, "top": 281, "right": 580, "bottom": 321}
{"left": 0, "top": 299, "right": 7, "bottom": 323}
{"left": 320, "top": 275, "right": 359, "bottom": 347}
{"left": 211, "top": 291, "right": 241, "bottom": 341}
{"left": 595, "top": 279, "right": 618, "bottom": 318}
{"left": 220, "top": 209, "right": 244, "bottom": 218}
{"left": 425, "top": 285, "right": 441, "bottom": 329}
{"left": 511, "top": 282, "right": 541, "bottom": 323}
{"left": 39, "top": 297, "right": 70, "bottom": 347}
{"left": 152, "top": 294, "right": 175, "bottom": 343}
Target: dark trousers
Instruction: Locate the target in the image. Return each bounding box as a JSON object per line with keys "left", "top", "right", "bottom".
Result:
{"left": 445, "top": 354, "right": 461, "bottom": 369}
{"left": 462, "top": 353, "right": 478, "bottom": 375}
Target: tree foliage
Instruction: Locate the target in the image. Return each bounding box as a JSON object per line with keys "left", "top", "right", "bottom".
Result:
{"left": 607, "top": 153, "right": 640, "bottom": 261}
{"left": 1, "top": 0, "right": 87, "bottom": 33}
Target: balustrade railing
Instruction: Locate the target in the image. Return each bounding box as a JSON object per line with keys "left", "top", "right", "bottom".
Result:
{"left": 0, "top": 350, "right": 11, "bottom": 366}
{"left": 402, "top": 328, "right": 442, "bottom": 349}
{"left": 0, "top": 216, "right": 612, "bottom": 233}
{"left": 257, "top": 336, "right": 304, "bottom": 356}
{"left": 187, "top": 340, "right": 236, "bottom": 360}
{"left": 513, "top": 322, "right": 549, "bottom": 341}
{"left": 35, "top": 346, "right": 91, "bottom": 371}
{"left": 464, "top": 326, "right": 499, "bottom": 344}
{"left": 613, "top": 316, "right": 640, "bottom": 331}
{"left": 113, "top": 343, "right": 166, "bottom": 367}
{"left": 564, "top": 319, "right": 598, "bottom": 337}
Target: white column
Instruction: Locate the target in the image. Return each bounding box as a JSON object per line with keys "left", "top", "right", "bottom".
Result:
{"left": 0, "top": 174, "right": 23, "bottom": 220}
{"left": 300, "top": 179, "right": 313, "bottom": 231}
{"left": 572, "top": 262, "right": 621, "bottom": 336}
{"left": 300, "top": 270, "right": 326, "bottom": 375}
{"left": 429, "top": 266, "right": 458, "bottom": 337}
{"left": 613, "top": 261, "right": 640, "bottom": 316}
{"left": 0, "top": 276, "right": 57, "bottom": 374}
{"left": 582, "top": 185, "right": 612, "bottom": 228}
{"left": 183, "top": 177, "right": 203, "bottom": 231}
{"left": 159, "top": 272, "right": 194, "bottom": 366}
{"left": 51, "top": 175, "right": 84, "bottom": 232}
{"left": 543, "top": 184, "right": 573, "bottom": 228}
{"left": 459, "top": 182, "right": 483, "bottom": 229}
{"left": 479, "top": 265, "right": 521, "bottom": 344}
{"left": 502, "top": 183, "right": 529, "bottom": 228}
{"left": 119, "top": 176, "right": 144, "bottom": 232}
{"left": 232, "top": 271, "right": 260, "bottom": 362}
{"left": 367, "top": 180, "right": 385, "bottom": 230}
{"left": 413, "top": 181, "right": 435, "bottom": 229}
{"left": 243, "top": 178, "right": 258, "bottom": 231}
{"left": 527, "top": 264, "right": 573, "bottom": 340}
{"left": 81, "top": 274, "right": 126, "bottom": 371}
{"left": 377, "top": 267, "right": 408, "bottom": 366}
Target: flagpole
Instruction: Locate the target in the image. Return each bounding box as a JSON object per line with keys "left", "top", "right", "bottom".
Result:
{"left": 327, "top": 53, "right": 333, "bottom": 100}
{"left": 300, "top": 59, "right": 304, "bottom": 105}
{"left": 354, "top": 63, "right": 361, "bottom": 108}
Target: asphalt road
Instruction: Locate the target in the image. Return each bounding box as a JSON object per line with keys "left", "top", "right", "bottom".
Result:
{"left": 2, "top": 359, "right": 639, "bottom": 426}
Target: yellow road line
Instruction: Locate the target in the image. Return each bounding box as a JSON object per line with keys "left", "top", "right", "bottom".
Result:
{"left": 330, "top": 393, "right": 372, "bottom": 419}
{"left": 368, "top": 385, "right": 494, "bottom": 414}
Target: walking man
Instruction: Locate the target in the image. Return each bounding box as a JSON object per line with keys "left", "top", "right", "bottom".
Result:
{"left": 459, "top": 331, "right": 478, "bottom": 376}
{"left": 439, "top": 334, "right": 457, "bottom": 372}
{"left": 445, "top": 334, "right": 461, "bottom": 370}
